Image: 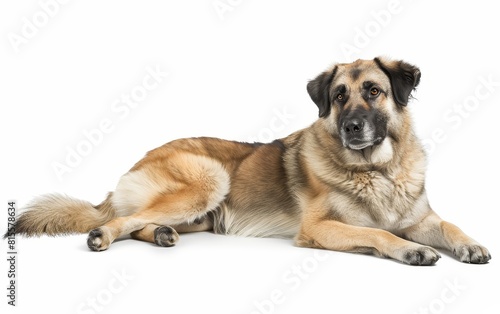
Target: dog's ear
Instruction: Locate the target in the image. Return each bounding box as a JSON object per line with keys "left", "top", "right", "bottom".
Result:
{"left": 374, "top": 57, "right": 421, "bottom": 106}
{"left": 307, "top": 66, "right": 337, "bottom": 117}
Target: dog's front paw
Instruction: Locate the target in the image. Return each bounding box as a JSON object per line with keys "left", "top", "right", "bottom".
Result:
{"left": 399, "top": 246, "right": 441, "bottom": 266}
{"left": 453, "top": 244, "right": 491, "bottom": 264}
{"left": 87, "top": 228, "right": 110, "bottom": 252}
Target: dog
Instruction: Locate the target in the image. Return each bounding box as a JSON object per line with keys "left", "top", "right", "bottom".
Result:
{"left": 6, "top": 57, "right": 491, "bottom": 265}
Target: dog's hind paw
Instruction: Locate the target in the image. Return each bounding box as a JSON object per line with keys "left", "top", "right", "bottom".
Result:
{"left": 154, "top": 226, "right": 179, "bottom": 247}
{"left": 87, "top": 228, "right": 110, "bottom": 252}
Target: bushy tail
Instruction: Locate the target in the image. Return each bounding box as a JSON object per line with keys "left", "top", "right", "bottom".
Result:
{"left": 4, "top": 193, "right": 116, "bottom": 238}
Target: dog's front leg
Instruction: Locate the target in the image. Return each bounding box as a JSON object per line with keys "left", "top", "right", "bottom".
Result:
{"left": 401, "top": 210, "right": 491, "bottom": 264}
{"left": 295, "top": 218, "right": 441, "bottom": 266}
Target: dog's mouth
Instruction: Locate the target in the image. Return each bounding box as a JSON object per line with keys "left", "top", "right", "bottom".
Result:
{"left": 344, "top": 137, "right": 383, "bottom": 150}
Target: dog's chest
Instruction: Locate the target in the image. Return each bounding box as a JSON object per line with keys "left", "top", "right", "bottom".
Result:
{"left": 352, "top": 172, "right": 380, "bottom": 196}
{"left": 329, "top": 170, "right": 423, "bottom": 229}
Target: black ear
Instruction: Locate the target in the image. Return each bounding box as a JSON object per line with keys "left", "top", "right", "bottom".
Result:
{"left": 307, "top": 66, "right": 337, "bottom": 117}
{"left": 374, "top": 58, "right": 421, "bottom": 106}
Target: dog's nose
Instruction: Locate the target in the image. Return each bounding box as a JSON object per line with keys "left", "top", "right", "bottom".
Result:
{"left": 344, "top": 118, "right": 364, "bottom": 134}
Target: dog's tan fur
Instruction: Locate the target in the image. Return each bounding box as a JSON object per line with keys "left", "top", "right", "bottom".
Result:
{"left": 8, "top": 57, "right": 491, "bottom": 265}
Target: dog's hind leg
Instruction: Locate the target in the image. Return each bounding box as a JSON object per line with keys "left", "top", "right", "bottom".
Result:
{"left": 130, "top": 218, "right": 213, "bottom": 247}
{"left": 87, "top": 185, "right": 225, "bottom": 251}
{"left": 131, "top": 224, "right": 180, "bottom": 247}
{"left": 87, "top": 153, "right": 230, "bottom": 251}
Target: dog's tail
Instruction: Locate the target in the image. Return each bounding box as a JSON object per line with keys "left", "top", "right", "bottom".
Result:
{"left": 3, "top": 193, "right": 116, "bottom": 238}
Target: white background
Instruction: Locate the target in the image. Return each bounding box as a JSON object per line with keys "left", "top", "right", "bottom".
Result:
{"left": 1, "top": 1, "right": 499, "bottom": 313}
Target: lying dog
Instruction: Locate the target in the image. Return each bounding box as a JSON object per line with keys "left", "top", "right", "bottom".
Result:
{"left": 7, "top": 57, "right": 491, "bottom": 265}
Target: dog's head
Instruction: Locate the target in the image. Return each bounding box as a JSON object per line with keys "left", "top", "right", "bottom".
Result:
{"left": 307, "top": 57, "right": 420, "bottom": 163}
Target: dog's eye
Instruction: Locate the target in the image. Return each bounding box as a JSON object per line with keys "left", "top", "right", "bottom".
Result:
{"left": 370, "top": 88, "right": 380, "bottom": 96}
{"left": 336, "top": 94, "right": 344, "bottom": 101}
